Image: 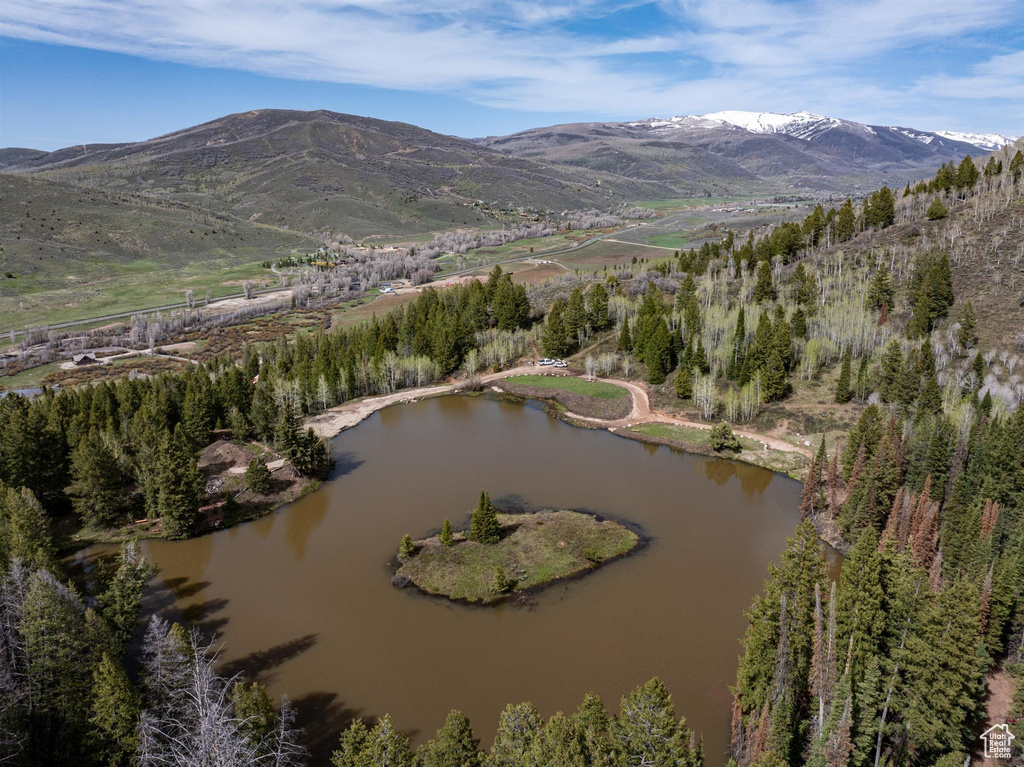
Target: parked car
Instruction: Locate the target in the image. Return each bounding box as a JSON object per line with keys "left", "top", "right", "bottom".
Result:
{"left": 553, "top": 361, "right": 568, "bottom": 368}
{"left": 538, "top": 358, "right": 554, "bottom": 366}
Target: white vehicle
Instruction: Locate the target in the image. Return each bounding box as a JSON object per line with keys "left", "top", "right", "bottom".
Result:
{"left": 381, "top": 286, "right": 394, "bottom": 294}
{"left": 538, "top": 358, "right": 554, "bottom": 366}
{"left": 553, "top": 361, "right": 568, "bottom": 368}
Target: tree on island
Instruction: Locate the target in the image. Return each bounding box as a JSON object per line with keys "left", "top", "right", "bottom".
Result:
{"left": 469, "top": 491, "right": 500, "bottom": 544}
{"left": 440, "top": 518, "right": 454, "bottom": 547}
{"left": 398, "top": 534, "right": 417, "bottom": 559}
{"left": 492, "top": 566, "right": 518, "bottom": 595}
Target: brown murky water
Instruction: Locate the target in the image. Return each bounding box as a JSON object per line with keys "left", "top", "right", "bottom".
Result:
{"left": 86, "top": 394, "right": 815, "bottom": 765}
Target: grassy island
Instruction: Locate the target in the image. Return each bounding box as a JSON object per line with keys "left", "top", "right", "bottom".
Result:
{"left": 395, "top": 510, "right": 640, "bottom": 604}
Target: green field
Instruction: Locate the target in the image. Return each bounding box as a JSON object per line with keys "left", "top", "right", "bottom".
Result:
{"left": 396, "top": 511, "right": 639, "bottom": 603}
{"left": 646, "top": 233, "right": 691, "bottom": 249}
{"left": 632, "top": 196, "right": 752, "bottom": 210}
{"left": 504, "top": 375, "right": 629, "bottom": 399}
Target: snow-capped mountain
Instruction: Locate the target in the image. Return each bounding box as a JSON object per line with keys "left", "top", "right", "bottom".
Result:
{"left": 479, "top": 109, "right": 1008, "bottom": 196}
{"left": 932, "top": 131, "right": 1019, "bottom": 152}
{"left": 628, "top": 110, "right": 1014, "bottom": 153}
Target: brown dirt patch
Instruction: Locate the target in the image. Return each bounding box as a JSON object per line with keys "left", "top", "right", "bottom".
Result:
{"left": 198, "top": 438, "right": 314, "bottom": 526}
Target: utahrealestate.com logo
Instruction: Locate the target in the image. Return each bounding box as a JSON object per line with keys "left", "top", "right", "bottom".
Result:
{"left": 981, "top": 722, "right": 1016, "bottom": 760}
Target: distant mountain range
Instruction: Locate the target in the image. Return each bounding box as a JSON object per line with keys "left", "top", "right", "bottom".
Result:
{"left": 631, "top": 110, "right": 1018, "bottom": 152}
{"left": 2, "top": 108, "right": 1018, "bottom": 255}
{"left": 476, "top": 110, "right": 1019, "bottom": 196}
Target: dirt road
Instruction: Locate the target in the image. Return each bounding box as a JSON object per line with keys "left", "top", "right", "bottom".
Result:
{"left": 306, "top": 367, "right": 811, "bottom": 459}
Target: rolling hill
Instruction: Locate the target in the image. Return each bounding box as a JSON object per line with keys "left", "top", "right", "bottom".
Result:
{"left": 1, "top": 109, "right": 673, "bottom": 240}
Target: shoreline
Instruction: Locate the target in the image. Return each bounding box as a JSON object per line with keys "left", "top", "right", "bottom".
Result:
{"left": 391, "top": 508, "right": 651, "bottom": 608}
{"left": 306, "top": 365, "right": 812, "bottom": 470}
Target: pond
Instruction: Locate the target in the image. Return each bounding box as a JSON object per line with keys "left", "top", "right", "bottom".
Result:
{"left": 97, "top": 394, "right": 816, "bottom": 764}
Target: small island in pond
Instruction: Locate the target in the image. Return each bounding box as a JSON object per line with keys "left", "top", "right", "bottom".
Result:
{"left": 393, "top": 492, "right": 641, "bottom": 604}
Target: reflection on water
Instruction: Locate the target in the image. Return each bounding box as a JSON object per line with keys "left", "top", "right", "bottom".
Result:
{"left": 109, "top": 394, "right": 810, "bottom": 766}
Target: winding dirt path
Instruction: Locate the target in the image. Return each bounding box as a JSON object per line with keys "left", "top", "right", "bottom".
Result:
{"left": 306, "top": 367, "right": 811, "bottom": 459}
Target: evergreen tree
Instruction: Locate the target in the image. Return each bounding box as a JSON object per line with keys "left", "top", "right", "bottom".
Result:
{"left": 230, "top": 681, "right": 279, "bottom": 757}
{"left": 760, "top": 348, "right": 789, "bottom": 402}
{"left": 835, "top": 199, "right": 856, "bottom": 242}
{"left": 834, "top": 347, "right": 852, "bottom": 404}
{"left": 753, "top": 261, "right": 776, "bottom": 302}
{"left": 469, "top": 491, "right": 500, "bottom": 544}
{"left": 644, "top": 320, "right": 672, "bottom": 385}
{"left": 610, "top": 678, "right": 701, "bottom": 767}
{"left": 398, "top": 534, "right": 416, "bottom": 559}
{"left": 417, "top": 710, "right": 482, "bottom": 767}
{"left": 245, "top": 456, "right": 273, "bottom": 495}
{"left": 20, "top": 571, "right": 95, "bottom": 763}
{"left": 956, "top": 302, "right": 977, "bottom": 350}
{"left": 543, "top": 298, "right": 571, "bottom": 358}
{"left": 490, "top": 703, "right": 544, "bottom": 767}
{"left": 440, "top": 518, "right": 454, "bottom": 547}
{"left": 89, "top": 652, "right": 141, "bottom": 767}
{"left": 709, "top": 422, "right": 741, "bottom": 452}
{"left": 0, "top": 483, "right": 57, "bottom": 571}
{"left": 855, "top": 354, "right": 869, "bottom": 401}
{"left": 70, "top": 430, "right": 129, "bottom": 528}
{"left": 879, "top": 339, "right": 903, "bottom": 403}
{"left": 99, "top": 543, "right": 155, "bottom": 652}
{"left": 925, "top": 197, "right": 948, "bottom": 220}
{"left": 617, "top": 318, "right": 632, "bottom": 353}
{"left": 565, "top": 286, "right": 588, "bottom": 347}
{"left": 674, "top": 366, "right": 693, "bottom": 400}
{"left": 182, "top": 373, "right": 216, "bottom": 447}
{"left": 866, "top": 187, "right": 896, "bottom": 228}
{"left": 866, "top": 265, "right": 894, "bottom": 310}
{"left": 156, "top": 424, "right": 205, "bottom": 539}
{"left": 587, "top": 282, "right": 610, "bottom": 331}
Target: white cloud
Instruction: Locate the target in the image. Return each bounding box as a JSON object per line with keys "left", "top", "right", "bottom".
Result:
{"left": 1, "top": 0, "right": 1022, "bottom": 133}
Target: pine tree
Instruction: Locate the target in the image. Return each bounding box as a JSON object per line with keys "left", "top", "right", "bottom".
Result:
{"left": 20, "top": 571, "right": 95, "bottom": 762}
{"left": 925, "top": 197, "right": 948, "bottom": 220}
{"left": 543, "top": 298, "right": 571, "bottom": 358}
{"left": 834, "top": 347, "right": 852, "bottom": 403}
{"left": 879, "top": 339, "right": 903, "bottom": 403}
{"left": 610, "top": 678, "right": 700, "bottom": 767}
{"left": 565, "top": 286, "right": 588, "bottom": 347}
{"left": 245, "top": 456, "right": 273, "bottom": 495}
{"left": 866, "top": 265, "right": 894, "bottom": 310}
{"left": 417, "top": 710, "right": 482, "bottom": 767}
{"left": 490, "top": 703, "right": 544, "bottom": 767}
{"left": 753, "top": 261, "right": 776, "bottom": 302}
{"left": 89, "top": 652, "right": 141, "bottom": 767}
{"left": 440, "top": 518, "right": 453, "bottom": 547}
{"left": 674, "top": 366, "right": 693, "bottom": 400}
{"left": 70, "top": 430, "right": 129, "bottom": 528}
{"left": 99, "top": 543, "right": 155, "bottom": 652}
{"left": 587, "top": 282, "right": 610, "bottom": 331}
{"left": 182, "top": 373, "right": 216, "bottom": 447}
{"left": 156, "top": 424, "right": 205, "bottom": 539}
{"left": 617, "top": 318, "right": 632, "bottom": 353}
{"left": 469, "top": 491, "right": 500, "bottom": 544}
{"left": 0, "top": 483, "right": 58, "bottom": 571}
{"left": 760, "top": 348, "right": 789, "bottom": 402}
{"left": 835, "top": 199, "right": 856, "bottom": 242}
{"left": 851, "top": 352, "right": 868, "bottom": 401}
{"left": 956, "top": 302, "right": 977, "bottom": 350}
{"left": 398, "top": 534, "right": 416, "bottom": 559}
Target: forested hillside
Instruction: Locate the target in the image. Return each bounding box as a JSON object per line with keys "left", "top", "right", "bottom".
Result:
{"left": 0, "top": 141, "right": 1022, "bottom": 765}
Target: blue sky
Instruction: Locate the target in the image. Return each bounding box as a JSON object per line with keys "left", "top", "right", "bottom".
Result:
{"left": 2, "top": 0, "right": 1022, "bottom": 150}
